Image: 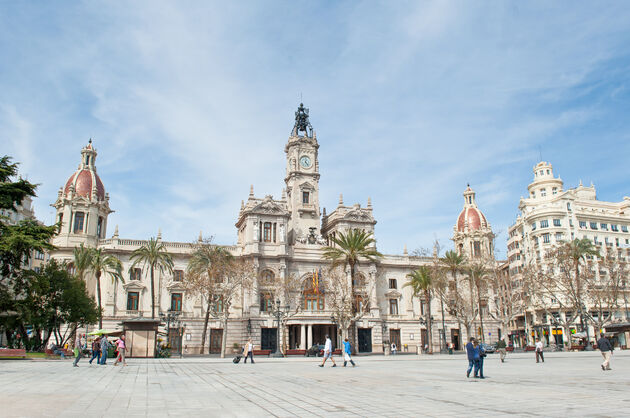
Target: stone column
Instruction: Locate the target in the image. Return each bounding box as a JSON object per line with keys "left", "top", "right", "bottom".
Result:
{"left": 300, "top": 324, "right": 306, "bottom": 349}
{"left": 307, "top": 324, "right": 313, "bottom": 348}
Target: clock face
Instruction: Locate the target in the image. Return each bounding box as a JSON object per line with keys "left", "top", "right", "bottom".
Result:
{"left": 299, "top": 155, "right": 312, "bottom": 168}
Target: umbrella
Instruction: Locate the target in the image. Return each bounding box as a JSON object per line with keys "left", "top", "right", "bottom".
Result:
{"left": 87, "top": 329, "right": 116, "bottom": 336}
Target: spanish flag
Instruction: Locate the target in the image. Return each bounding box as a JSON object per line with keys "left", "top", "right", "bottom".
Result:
{"left": 313, "top": 270, "right": 319, "bottom": 294}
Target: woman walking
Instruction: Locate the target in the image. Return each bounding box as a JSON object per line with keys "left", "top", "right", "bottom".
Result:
{"left": 343, "top": 338, "right": 356, "bottom": 367}
{"left": 89, "top": 337, "right": 101, "bottom": 364}
{"left": 114, "top": 335, "right": 127, "bottom": 366}
{"left": 243, "top": 338, "right": 254, "bottom": 364}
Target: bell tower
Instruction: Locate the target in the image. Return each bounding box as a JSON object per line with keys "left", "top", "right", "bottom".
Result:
{"left": 284, "top": 103, "right": 321, "bottom": 244}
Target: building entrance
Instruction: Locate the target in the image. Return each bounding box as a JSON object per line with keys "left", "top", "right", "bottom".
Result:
{"left": 357, "top": 328, "right": 372, "bottom": 352}
{"left": 288, "top": 325, "right": 301, "bottom": 349}
{"left": 312, "top": 324, "right": 337, "bottom": 349}
{"left": 209, "top": 329, "right": 222, "bottom": 354}
{"left": 451, "top": 328, "right": 461, "bottom": 351}
{"left": 261, "top": 328, "right": 277, "bottom": 351}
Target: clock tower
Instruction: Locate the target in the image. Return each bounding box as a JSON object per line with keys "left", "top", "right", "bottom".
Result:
{"left": 284, "top": 103, "right": 321, "bottom": 244}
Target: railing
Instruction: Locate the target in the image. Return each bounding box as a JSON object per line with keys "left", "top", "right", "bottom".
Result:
{"left": 98, "top": 238, "right": 240, "bottom": 254}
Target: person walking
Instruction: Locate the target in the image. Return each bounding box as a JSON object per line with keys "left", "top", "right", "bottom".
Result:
{"left": 73, "top": 333, "right": 85, "bottom": 367}
{"left": 89, "top": 337, "right": 101, "bottom": 364}
{"left": 114, "top": 335, "right": 127, "bottom": 366}
{"left": 477, "top": 341, "right": 486, "bottom": 379}
{"left": 243, "top": 338, "right": 254, "bottom": 364}
{"left": 99, "top": 335, "right": 109, "bottom": 365}
{"left": 597, "top": 332, "right": 613, "bottom": 371}
{"left": 465, "top": 337, "right": 480, "bottom": 378}
{"left": 497, "top": 338, "right": 507, "bottom": 363}
{"left": 342, "top": 338, "right": 356, "bottom": 367}
{"left": 535, "top": 338, "right": 544, "bottom": 363}
{"left": 319, "top": 334, "right": 337, "bottom": 367}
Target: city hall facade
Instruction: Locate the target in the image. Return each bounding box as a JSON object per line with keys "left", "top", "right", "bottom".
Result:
{"left": 49, "top": 104, "right": 500, "bottom": 355}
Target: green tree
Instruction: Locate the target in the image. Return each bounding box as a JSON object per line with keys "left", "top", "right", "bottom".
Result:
{"left": 88, "top": 248, "right": 123, "bottom": 328}
{"left": 184, "top": 239, "right": 233, "bottom": 354}
{"left": 72, "top": 244, "right": 93, "bottom": 282}
{"left": 405, "top": 266, "right": 434, "bottom": 353}
{"left": 441, "top": 250, "right": 466, "bottom": 349}
{"left": 130, "top": 238, "right": 174, "bottom": 319}
{"left": 322, "top": 229, "right": 382, "bottom": 287}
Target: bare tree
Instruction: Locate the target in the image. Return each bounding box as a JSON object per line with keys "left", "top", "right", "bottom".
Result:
{"left": 487, "top": 262, "right": 525, "bottom": 342}
{"left": 585, "top": 254, "right": 628, "bottom": 333}
{"left": 324, "top": 266, "right": 372, "bottom": 348}
{"left": 263, "top": 272, "right": 305, "bottom": 353}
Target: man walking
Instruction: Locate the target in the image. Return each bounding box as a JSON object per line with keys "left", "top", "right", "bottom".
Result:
{"left": 343, "top": 338, "right": 356, "bottom": 367}
{"left": 99, "top": 334, "right": 109, "bottom": 365}
{"left": 243, "top": 338, "right": 254, "bottom": 364}
{"left": 597, "top": 332, "right": 613, "bottom": 371}
{"left": 465, "top": 337, "right": 480, "bottom": 378}
{"left": 114, "top": 335, "right": 127, "bottom": 366}
{"left": 319, "top": 334, "right": 337, "bottom": 367}
{"left": 497, "top": 338, "right": 507, "bottom": 363}
{"left": 535, "top": 338, "right": 544, "bottom": 363}
{"left": 73, "top": 333, "right": 85, "bottom": 367}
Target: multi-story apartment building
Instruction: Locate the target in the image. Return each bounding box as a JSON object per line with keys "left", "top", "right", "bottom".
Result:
{"left": 507, "top": 161, "right": 630, "bottom": 347}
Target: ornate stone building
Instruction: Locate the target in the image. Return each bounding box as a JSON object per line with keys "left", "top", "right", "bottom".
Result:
{"left": 49, "top": 104, "right": 503, "bottom": 355}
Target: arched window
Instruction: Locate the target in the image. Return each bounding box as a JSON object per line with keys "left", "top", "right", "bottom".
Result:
{"left": 259, "top": 292, "right": 274, "bottom": 312}
{"left": 303, "top": 281, "right": 324, "bottom": 311}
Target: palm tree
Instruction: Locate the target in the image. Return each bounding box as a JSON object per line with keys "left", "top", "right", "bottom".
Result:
{"left": 88, "top": 248, "right": 123, "bottom": 329}
{"left": 467, "top": 262, "right": 488, "bottom": 342}
{"left": 186, "top": 244, "right": 233, "bottom": 354}
{"left": 442, "top": 250, "right": 466, "bottom": 349}
{"left": 72, "top": 244, "right": 93, "bottom": 283}
{"left": 405, "top": 266, "right": 434, "bottom": 353}
{"left": 322, "top": 229, "right": 383, "bottom": 286}
{"left": 130, "top": 238, "right": 174, "bottom": 319}
{"left": 564, "top": 238, "right": 600, "bottom": 348}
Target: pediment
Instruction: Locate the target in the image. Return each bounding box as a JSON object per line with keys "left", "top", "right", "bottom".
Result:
{"left": 123, "top": 281, "right": 146, "bottom": 292}
{"left": 343, "top": 209, "right": 373, "bottom": 222}
{"left": 251, "top": 198, "right": 288, "bottom": 215}
{"left": 385, "top": 289, "right": 402, "bottom": 298}
{"left": 298, "top": 182, "right": 315, "bottom": 191}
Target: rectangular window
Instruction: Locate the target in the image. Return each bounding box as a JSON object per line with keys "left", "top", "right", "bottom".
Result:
{"left": 214, "top": 297, "right": 224, "bottom": 313}
{"left": 171, "top": 293, "right": 183, "bottom": 311}
{"left": 273, "top": 223, "right": 277, "bottom": 243}
{"left": 263, "top": 222, "right": 272, "bottom": 242}
{"left": 531, "top": 222, "right": 537, "bottom": 231}
{"left": 622, "top": 225, "right": 628, "bottom": 233}
{"left": 543, "top": 233, "right": 551, "bottom": 244}
{"left": 579, "top": 221, "right": 587, "bottom": 229}
{"left": 601, "top": 223, "right": 608, "bottom": 230}
{"left": 611, "top": 224, "right": 619, "bottom": 232}
{"left": 302, "top": 191, "right": 309, "bottom": 204}
{"left": 553, "top": 219, "right": 561, "bottom": 227}
{"left": 73, "top": 212, "right": 85, "bottom": 233}
{"left": 173, "top": 270, "right": 184, "bottom": 281}
{"left": 567, "top": 202, "right": 572, "bottom": 211}
{"left": 127, "top": 292, "right": 139, "bottom": 311}
{"left": 590, "top": 222, "right": 598, "bottom": 230}
{"left": 260, "top": 294, "right": 272, "bottom": 312}
{"left": 555, "top": 233, "right": 563, "bottom": 241}
{"left": 389, "top": 279, "right": 397, "bottom": 289}
{"left": 569, "top": 219, "right": 574, "bottom": 227}
{"left": 552, "top": 187, "right": 558, "bottom": 195}
{"left": 389, "top": 299, "right": 399, "bottom": 315}
{"left": 473, "top": 241, "right": 481, "bottom": 257}
{"left": 540, "top": 220, "right": 549, "bottom": 228}
{"left": 594, "top": 236, "right": 599, "bottom": 245}
{"left": 97, "top": 217, "right": 103, "bottom": 238}
{"left": 130, "top": 268, "right": 142, "bottom": 281}
{"left": 541, "top": 189, "right": 547, "bottom": 197}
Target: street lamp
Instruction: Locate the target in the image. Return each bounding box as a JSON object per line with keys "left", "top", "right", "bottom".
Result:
{"left": 159, "top": 310, "right": 182, "bottom": 356}
{"left": 271, "top": 299, "right": 290, "bottom": 358}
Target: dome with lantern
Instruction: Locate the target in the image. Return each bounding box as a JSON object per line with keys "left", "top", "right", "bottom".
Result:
{"left": 456, "top": 185, "right": 489, "bottom": 232}
{"left": 62, "top": 139, "right": 106, "bottom": 201}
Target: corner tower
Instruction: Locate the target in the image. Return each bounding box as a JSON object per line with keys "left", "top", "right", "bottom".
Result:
{"left": 284, "top": 103, "right": 321, "bottom": 244}
{"left": 452, "top": 185, "right": 494, "bottom": 259}
{"left": 51, "top": 139, "right": 113, "bottom": 248}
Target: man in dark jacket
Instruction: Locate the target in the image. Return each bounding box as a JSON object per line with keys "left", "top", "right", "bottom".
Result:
{"left": 465, "top": 337, "right": 480, "bottom": 378}
{"left": 597, "top": 333, "right": 613, "bottom": 371}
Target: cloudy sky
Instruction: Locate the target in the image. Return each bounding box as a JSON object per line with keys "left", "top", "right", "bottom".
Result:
{"left": 2, "top": 1, "right": 630, "bottom": 256}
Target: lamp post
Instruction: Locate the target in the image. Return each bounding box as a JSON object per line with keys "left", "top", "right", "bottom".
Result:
{"left": 271, "top": 299, "right": 290, "bottom": 357}
{"left": 159, "top": 310, "right": 181, "bottom": 356}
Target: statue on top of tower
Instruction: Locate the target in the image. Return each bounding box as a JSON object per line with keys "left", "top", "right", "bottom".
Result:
{"left": 292, "top": 103, "right": 313, "bottom": 137}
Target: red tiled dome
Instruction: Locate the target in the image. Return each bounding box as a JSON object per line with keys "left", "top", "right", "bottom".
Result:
{"left": 64, "top": 169, "right": 105, "bottom": 200}
{"left": 457, "top": 207, "right": 487, "bottom": 232}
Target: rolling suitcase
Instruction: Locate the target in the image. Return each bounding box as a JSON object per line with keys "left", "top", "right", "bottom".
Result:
{"left": 233, "top": 355, "right": 242, "bottom": 364}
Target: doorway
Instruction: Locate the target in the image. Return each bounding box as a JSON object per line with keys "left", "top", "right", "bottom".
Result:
{"left": 209, "top": 329, "right": 223, "bottom": 354}
{"left": 312, "top": 324, "right": 338, "bottom": 348}
{"left": 357, "top": 328, "right": 372, "bottom": 352}
{"left": 168, "top": 328, "right": 182, "bottom": 355}
{"left": 389, "top": 329, "right": 401, "bottom": 351}
{"left": 451, "top": 328, "right": 461, "bottom": 351}
{"left": 261, "top": 328, "right": 277, "bottom": 351}
{"left": 288, "top": 325, "right": 301, "bottom": 349}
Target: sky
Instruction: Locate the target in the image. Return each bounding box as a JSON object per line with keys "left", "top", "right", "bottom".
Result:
{"left": 1, "top": 1, "right": 630, "bottom": 257}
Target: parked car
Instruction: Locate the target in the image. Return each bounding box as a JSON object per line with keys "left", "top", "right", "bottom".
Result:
{"left": 306, "top": 344, "right": 325, "bottom": 357}
{"left": 480, "top": 343, "right": 495, "bottom": 353}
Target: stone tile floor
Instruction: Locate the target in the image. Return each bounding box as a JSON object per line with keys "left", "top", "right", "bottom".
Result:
{"left": 1, "top": 350, "right": 628, "bottom": 417}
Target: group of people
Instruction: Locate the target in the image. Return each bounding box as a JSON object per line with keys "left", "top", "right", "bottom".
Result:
{"left": 319, "top": 334, "right": 356, "bottom": 367}
{"left": 465, "top": 337, "right": 486, "bottom": 379}
{"left": 70, "top": 333, "right": 127, "bottom": 367}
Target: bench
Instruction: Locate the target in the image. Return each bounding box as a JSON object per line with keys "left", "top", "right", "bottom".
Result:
{"left": 252, "top": 349, "right": 271, "bottom": 357}
{"left": 0, "top": 349, "right": 27, "bottom": 359}
{"left": 45, "top": 348, "right": 72, "bottom": 358}
{"left": 569, "top": 345, "right": 585, "bottom": 352}
{"left": 285, "top": 349, "right": 306, "bottom": 356}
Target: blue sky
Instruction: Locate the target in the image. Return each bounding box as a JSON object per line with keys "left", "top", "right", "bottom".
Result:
{"left": 2, "top": 1, "right": 630, "bottom": 257}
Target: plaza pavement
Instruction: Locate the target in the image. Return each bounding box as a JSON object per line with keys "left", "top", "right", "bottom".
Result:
{"left": 1, "top": 350, "right": 628, "bottom": 417}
